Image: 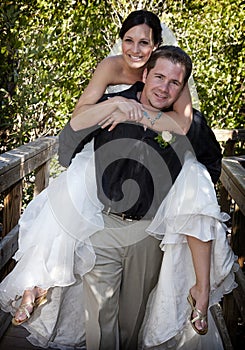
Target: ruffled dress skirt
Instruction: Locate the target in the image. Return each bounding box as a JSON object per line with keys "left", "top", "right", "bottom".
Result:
{"left": 139, "top": 152, "right": 238, "bottom": 349}
{"left": 0, "top": 143, "right": 238, "bottom": 349}
{"left": 0, "top": 141, "right": 104, "bottom": 349}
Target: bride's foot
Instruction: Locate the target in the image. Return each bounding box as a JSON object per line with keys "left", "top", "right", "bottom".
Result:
{"left": 187, "top": 286, "right": 209, "bottom": 335}
{"left": 12, "top": 287, "right": 47, "bottom": 326}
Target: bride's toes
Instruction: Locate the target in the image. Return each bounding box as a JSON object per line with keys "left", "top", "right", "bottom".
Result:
{"left": 12, "top": 288, "right": 48, "bottom": 326}
{"left": 12, "top": 301, "right": 35, "bottom": 326}
{"left": 12, "top": 290, "right": 36, "bottom": 326}
{"left": 187, "top": 292, "right": 208, "bottom": 335}
{"left": 191, "top": 309, "right": 208, "bottom": 334}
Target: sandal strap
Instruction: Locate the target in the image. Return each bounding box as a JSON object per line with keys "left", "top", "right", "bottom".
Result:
{"left": 17, "top": 302, "right": 35, "bottom": 319}
{"left": 191, "top": 308, "right": 207, "bottom": 323}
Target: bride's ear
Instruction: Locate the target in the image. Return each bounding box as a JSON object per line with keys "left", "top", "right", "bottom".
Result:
{"left": 153, "top": 45, "right": 158, "bottom": 52}
{"left": 142, "top": 68, "right": 148, "bottom": 83}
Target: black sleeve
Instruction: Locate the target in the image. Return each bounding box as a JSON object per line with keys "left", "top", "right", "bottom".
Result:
{"left": 57, "top": 91, "right": 117, "bottom": 167}
{"left": 187, "top": 109, "right": 222, "bottom": 184}
{"left": 58, "top": 122, "right": 100, "bottom": 167}
{"left": 59, "top": 82, "right": 143, "bottom": 166}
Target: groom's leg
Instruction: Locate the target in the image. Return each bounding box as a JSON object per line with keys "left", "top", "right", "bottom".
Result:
{"left": 83, "top": 243, "right": 122, "bottom": 350}
{"left": 83, "top": 215, "right": 162, "bottom": 350}
{"left": 83, "top": 214, "right": 131, "bottom": 350}
{"left": 119, "top": 234, "right": 163, "bottom": 350}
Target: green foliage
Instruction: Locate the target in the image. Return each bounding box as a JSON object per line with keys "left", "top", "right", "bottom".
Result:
{"left": 0, "top": 0, "right": 244, "bottom": 153}
{"left": 160, "top": 0, "right": 244, "bottom": 129}
{"left": 0, "top": 0, "right": 117, "bottom": 151}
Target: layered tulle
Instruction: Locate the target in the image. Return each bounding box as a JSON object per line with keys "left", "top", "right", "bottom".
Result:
{"left": 139, "top": 152, "right": 238, "bottom": 349}
{"left": 0, "top": 146, "right": 238, "bottom": 350}
{"left": 0, "top": 141, "right": 104, "bottom": 315}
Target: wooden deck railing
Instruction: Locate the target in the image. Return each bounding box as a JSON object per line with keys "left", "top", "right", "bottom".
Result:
{"left": 219, "top": 154, "right": 245, "bottom": 349}
{"left": 0, "top": 136, "right": 58, "bottom": 336}
{"left": 0, "top": 130, "right": 244, "bottom": 348}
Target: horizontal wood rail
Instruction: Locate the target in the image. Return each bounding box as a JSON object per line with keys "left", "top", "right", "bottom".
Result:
{"left": 0, "top": 130, "right": 244, "bottom": 347}
{"left": 0, "top": 136, "right": 58, "bottom": 193}
{"left": 221, "top": 156, "right": 245, "bottom": 216}
{"left": 212, "top": 129, "right": 245, "bottom": 143}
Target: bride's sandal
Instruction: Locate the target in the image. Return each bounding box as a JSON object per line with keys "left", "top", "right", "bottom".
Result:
{"left": 12, "top": 290, "right": 48, "bottom": 326}
{"left": 12, "top": 302, "right": 35, "bottom": 326}
{"left": 187, "top": 293, "right": 208, "bottom": 335}
{"left": 35, "top": 290, "right": 48, "bottom": 307}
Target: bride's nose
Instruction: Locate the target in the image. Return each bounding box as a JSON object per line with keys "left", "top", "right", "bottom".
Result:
{"left": 131, "top": 42, "right": 140, "bottom": 53}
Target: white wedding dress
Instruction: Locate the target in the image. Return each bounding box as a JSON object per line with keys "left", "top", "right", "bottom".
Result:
{"left": 138, "top": 152, "right": 238, "bottom": 350}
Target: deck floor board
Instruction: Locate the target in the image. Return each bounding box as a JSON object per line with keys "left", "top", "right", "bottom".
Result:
{"left": 0, "top": 324, "right": 52, "bottom": 350}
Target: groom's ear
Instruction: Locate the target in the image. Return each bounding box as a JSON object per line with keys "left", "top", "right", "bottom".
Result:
{"left": 142, "top": 68, "right": 148, "bottom": 83}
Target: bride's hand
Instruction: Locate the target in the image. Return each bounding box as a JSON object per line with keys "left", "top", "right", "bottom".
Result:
{"left": 99, "top": 97, "right": 144, "bottom": 131}
{"left": 99, "top": 110, "right": 128, "bottom": 131}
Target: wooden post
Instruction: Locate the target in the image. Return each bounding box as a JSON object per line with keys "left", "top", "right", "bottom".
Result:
{"left": 1, "top": 181, "right": 22, "bottom": 280}
{"left": 224, "top": 140, "right": 236, "bottom": 156}
{"left": 34, "top": 161, "right": 50, "bottom": 196}
{"left": 231, "top": 204, "right": 245, "bottom": 269}
{"left": 222, "top": 292, "right": 239, "bottom": 348}
{"left": 219, "top": 184, "right": 231, "bottom": 214}
{"left": 2, "top": 181, "right": 22, "bottom": 237}
{"left": 223, "top": 269, "right": 245, "bottom": 348}
{"left": 210, "top": 303, "right": 234, "bottom": 350}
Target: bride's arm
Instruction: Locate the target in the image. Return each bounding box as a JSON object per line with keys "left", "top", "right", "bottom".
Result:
{"left": 70, "top": 95, "right": 143, "bottom": 131}
{"left": 71, "top": 57, "right": 121, "bottom": 118}
{"left": 100, "top": 84, "right": 193, "bottom": 135}
{"left": 168, "top": 83, "right": 193, "bottom": 134}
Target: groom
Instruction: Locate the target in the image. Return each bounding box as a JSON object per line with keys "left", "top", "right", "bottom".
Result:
{"left": 64, "top": 46, "right": 222, "bottom": 349}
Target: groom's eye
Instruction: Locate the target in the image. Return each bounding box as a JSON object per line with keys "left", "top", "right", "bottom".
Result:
{"left": 155, "top": 74, "right": 163, "bottom": 80}
{"left": 171, "top": 81, "right": 180, "bottom": 86}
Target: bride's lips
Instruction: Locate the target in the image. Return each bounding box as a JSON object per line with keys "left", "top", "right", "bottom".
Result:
{"left": 128, "top": 54, "right": 144, "bottom": 62}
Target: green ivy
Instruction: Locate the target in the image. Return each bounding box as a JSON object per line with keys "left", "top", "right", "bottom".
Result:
{"left": 159, "top": 0, "right": 244, "bottom": 129}
{"left": 0, "top": 0, "right": 244, "bottom": 153}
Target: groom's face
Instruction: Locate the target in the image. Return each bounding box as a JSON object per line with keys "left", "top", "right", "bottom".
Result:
{"left": 141, "top": 57, "right": 185, "bottom": 110}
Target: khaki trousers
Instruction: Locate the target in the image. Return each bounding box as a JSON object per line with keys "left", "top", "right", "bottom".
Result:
{"left": 83, "top": 214, "right": 163, "bottom": 350}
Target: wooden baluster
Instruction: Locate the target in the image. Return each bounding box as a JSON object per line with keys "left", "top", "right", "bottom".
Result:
{"left": 34, "top": 161, "right": 50, "bottom": 196}
{"left": 1, "top": 181, "right": 22, "bottom": 280}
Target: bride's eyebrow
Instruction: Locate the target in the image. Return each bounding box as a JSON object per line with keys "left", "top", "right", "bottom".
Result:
{"left": 124, "top": 35, "right": 150, "bottom": 41}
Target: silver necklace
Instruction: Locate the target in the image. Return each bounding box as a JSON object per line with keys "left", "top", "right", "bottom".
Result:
{"left": 143, "top": 110, "right": 162, "bottom": 126}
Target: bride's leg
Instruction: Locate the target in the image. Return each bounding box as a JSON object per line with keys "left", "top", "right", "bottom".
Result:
{"left": 187, "top": 236, "right": 211, "bottom": 332}
{"left": 13, "top": 286, "right": 47, "bottom": 324}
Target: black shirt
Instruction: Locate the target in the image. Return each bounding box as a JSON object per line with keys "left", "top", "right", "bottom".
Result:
{"left": 72, "top": 82, "right": 222, "bottom": 218}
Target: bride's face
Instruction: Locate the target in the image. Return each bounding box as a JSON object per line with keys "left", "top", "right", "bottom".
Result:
{"left": 122, "top": 24, "right": 157, "bottom": 69}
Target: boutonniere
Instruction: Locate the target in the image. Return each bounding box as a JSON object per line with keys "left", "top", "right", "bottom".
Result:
{"left": 155, "top": 131, "right": 176, "bottom": 148}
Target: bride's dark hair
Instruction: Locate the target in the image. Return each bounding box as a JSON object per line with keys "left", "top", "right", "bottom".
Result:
{"left": 119, "top": 10, "right": 162, "bottom": 46}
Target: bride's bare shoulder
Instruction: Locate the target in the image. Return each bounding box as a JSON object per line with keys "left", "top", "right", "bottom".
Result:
{"left": 98, "top": 55, "right": 123, "bottom": 73}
